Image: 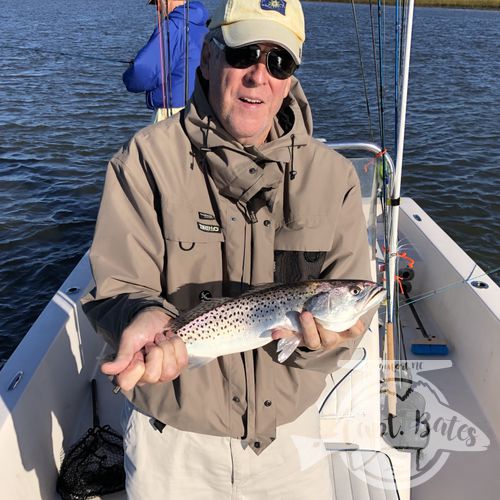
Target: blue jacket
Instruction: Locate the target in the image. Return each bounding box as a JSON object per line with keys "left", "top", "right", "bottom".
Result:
{"left": 123, "top": 2, "right": 209, "bottom": 110}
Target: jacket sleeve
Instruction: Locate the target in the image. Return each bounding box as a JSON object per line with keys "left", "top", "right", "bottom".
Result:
{"left": 122, "top": 20, "right": 181, "bottom": 93}
{"left": 82, "top": 138, "right": 178, "bottom": 349}
{"left": 281, "top": 160, "right": 374, "bottom": 373}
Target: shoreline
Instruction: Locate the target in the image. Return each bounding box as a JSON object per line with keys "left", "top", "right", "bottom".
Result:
{"left": 307, "top": 0, "right": 500, "bottom": 10}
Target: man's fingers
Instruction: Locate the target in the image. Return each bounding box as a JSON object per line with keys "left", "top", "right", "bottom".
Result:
{"left": 170, "top": 336, "right": 189, "bottom": 370}
{"left": 271, "top": 327, "right": 296, "bottom": 341}
{"left": 317, "top": 319, "right": 366, "bottom": 350}
{"left": 141, "top": 343, "right": 164, "bottom": 384}
{"left": 155, "top": 334, "right": 187, "bottom": 382}
{"left": 349, "top": 319, "right": 366, "bottom": 337}
{"left": 299, "top": 312, "right": 323, "bottom": 349}
{"left": 273, "top": 316, "right": 366, "bottom": 354}
{"left": 101, "top": 347, "right": 136, "bottom": 376}
{"left": 115, "top": 351, "right": 146, "bottom": 391}
{"left": 316, "top": 321, "right": 340, "bottom": 349}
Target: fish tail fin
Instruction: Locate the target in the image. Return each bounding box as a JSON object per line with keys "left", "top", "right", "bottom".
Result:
{"left": 276, "top": 336, "right": 301, "bottom": 363}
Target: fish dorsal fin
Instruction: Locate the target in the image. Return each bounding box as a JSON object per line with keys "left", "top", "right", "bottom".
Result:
{"left": 238, "top": 282, "right": 282, "bottom": 297}
{"left": 169, "top": 297, "right": 231, "bottom": 331}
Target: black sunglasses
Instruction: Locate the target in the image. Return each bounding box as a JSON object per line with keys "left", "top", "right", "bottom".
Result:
{"left": 211, "top": 38, "right": 298, "bottom": 80}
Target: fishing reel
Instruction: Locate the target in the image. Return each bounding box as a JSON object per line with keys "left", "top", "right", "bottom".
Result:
{"left": 398, "top": 267, "right": 415, "bottom": 294}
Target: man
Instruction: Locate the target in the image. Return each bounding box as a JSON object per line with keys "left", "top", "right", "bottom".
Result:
{"left": 84, "top": 0, "right": 372, "bottom": 497}
{"left": 122, "top": 0, "right": 209, "bottom": 121}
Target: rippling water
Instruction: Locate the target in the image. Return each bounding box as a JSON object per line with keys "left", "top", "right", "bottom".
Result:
{"left": 1, "top": 0, "right": 499, "bottom": 367}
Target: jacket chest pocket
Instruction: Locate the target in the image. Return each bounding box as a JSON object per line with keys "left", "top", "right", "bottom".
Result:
{"left": 274, "top": 215, "right": 332, "bottom": 284}
{"left": 163, "top": 213, "right": 225, "bottom": 311}
{"left": 274, "top": 251, "right": 326, "bottom": 284}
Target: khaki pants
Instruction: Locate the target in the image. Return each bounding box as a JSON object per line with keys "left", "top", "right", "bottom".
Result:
{"left": 122, "top": 402, "right": 333, "bottom": 499}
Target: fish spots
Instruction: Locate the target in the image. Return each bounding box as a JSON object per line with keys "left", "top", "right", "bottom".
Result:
{"left": 173, "top": 280, "right": 384, "bottom": 358}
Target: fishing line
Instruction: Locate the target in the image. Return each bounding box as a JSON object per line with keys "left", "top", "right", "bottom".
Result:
{"left": 351, "top": 0, "right": 374, "bottom": 142}
{"left": 1, "top": 45, "right": 130, "bottom": 65}
{"left": 400, "top": 266, "right": 500, "bottom": 308}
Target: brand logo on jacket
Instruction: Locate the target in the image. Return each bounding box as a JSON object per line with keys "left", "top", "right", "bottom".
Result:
{"left": 197, "top": 222, "right": 221, "bottom": 233}
{"left": 261, "top": 0, "right": 286, "bottom": 16}
{"left": 198, "top": 212, "right": 216, "bottom": 221}
{"left": 199, "top": 290, "right": 213, "bottom": 301}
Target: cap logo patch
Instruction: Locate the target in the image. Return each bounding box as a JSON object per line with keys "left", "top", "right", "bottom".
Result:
{"left": 260, "top": 0, "right": 286, "bottom": 16}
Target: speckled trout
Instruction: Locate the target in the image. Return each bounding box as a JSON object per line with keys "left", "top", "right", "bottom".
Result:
{"left": 165, "top": 280, "right": 385, "bottom": 368}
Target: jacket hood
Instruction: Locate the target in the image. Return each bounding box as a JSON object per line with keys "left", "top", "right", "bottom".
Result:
{"left": 182, "top": 72, "right": 314, "bottom": 215}
{"left": 170, "top": 1, "right": 209, "bottom": 26}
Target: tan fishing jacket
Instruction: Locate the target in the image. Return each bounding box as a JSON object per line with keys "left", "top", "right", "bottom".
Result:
{"left": 83, "top": 75, "right": 372, "bottom": 454}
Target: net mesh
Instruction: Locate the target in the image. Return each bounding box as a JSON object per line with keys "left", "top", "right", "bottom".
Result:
{"left": 56, "top": 424, "right": 125, "bottom": 499}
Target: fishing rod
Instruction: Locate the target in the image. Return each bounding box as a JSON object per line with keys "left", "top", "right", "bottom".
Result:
{"left": 387, "top": 0, "right": 415, "bottom": 323}
{"left": 376, "top": 0, "right": 415, "bottom": 417}
{"left": 394, "top": 0, "right": 400, "bottom": 150}
{"left": 164, "top": 0, "right": 174, "bottom": 117}
{"left": 184, "top": 0, "right": 190, "bottom": 107}
{"left": 156, "top": 0, "right": 169, "bottom": 113}
{"left": 350, "top": 0, "right": 374, "bottom": 142}
{"left": 1, "top": 45, "right": 130, "bottom": 65}
{"left": 400, "top": 266, "right": 500, "bottom": 309}
{"left": 372, "top": 0, "right": 398, "bottom": 417}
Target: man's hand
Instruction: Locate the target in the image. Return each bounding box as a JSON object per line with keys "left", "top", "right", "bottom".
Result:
{"left": 100, "top": 309, "right": 188, "bottom": 391}
{"left": 271, "top": 312, "right": 366, "bottom": 352}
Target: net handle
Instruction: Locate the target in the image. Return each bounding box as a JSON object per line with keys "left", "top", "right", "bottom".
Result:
{"left": 91, "top": 379, "right": 100, "bottom": 428}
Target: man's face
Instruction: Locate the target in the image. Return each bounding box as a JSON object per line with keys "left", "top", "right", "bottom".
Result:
{"left": 200, "top": 40, "right": 292, "bottom": 146}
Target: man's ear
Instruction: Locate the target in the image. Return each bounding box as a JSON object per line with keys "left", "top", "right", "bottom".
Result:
{"left": 200, "top": 42, "right": 211, "bottom": 80}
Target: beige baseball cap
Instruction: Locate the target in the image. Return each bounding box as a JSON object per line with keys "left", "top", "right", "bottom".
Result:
{"left": 208, "top": 0, "right": 305, "bottom": 65}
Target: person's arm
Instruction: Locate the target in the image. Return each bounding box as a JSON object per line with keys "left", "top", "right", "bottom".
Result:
{"left": 82, "top": 137, "right": 187, "bottom": 387}
{"left": 122, "top": 18, "right": 182, "bottom": 93}
{"left": 272, "top": 162, "right": 374, "bottom": 373}
{"left": 123, "top": 28, "right": 162, "bottom": 93}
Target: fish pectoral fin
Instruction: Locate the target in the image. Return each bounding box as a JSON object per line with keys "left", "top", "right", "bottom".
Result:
{"left": 188, "top": 356, "right": 217, "bottom": 369}
{"left": 276, "top": 335, "right": 301, "bottom": 363}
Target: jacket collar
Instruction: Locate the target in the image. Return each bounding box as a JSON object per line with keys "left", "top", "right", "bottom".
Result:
{"left": 183, "top": 73, "right": 313, "bottom": 212}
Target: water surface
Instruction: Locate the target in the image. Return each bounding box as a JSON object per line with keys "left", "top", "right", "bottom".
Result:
{"left": 1, "top": 0, "right": 498, "bottom": 366}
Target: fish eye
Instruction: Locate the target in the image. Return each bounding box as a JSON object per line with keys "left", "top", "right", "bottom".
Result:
{"left": 350, "top": 286, "right": 362, "bottom": 296}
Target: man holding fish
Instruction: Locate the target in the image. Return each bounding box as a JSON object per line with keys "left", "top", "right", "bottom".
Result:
{"left": 84, "top": 0, "right": 381, "bottom": 497}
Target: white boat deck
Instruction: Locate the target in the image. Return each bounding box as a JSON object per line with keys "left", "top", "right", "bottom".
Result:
{"left": 396, "top": 302, "right": 500, "bottom": 500}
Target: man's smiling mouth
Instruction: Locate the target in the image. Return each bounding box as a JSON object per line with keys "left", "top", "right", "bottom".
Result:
{"left": 239, "top": 97, "right": 263, "bottom": 104}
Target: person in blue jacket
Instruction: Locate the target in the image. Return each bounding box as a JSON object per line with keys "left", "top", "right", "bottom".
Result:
{"left": 123, "top": 0, "right": 209, "bottom": 122}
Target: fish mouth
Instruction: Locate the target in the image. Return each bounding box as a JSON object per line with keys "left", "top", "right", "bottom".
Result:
{"left": 364, "top": 285, "right": 386, "bottom": 310}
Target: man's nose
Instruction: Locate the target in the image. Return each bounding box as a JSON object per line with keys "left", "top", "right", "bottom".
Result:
{"left": 244, "top": 60, "right": 268, "bottom": 85}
